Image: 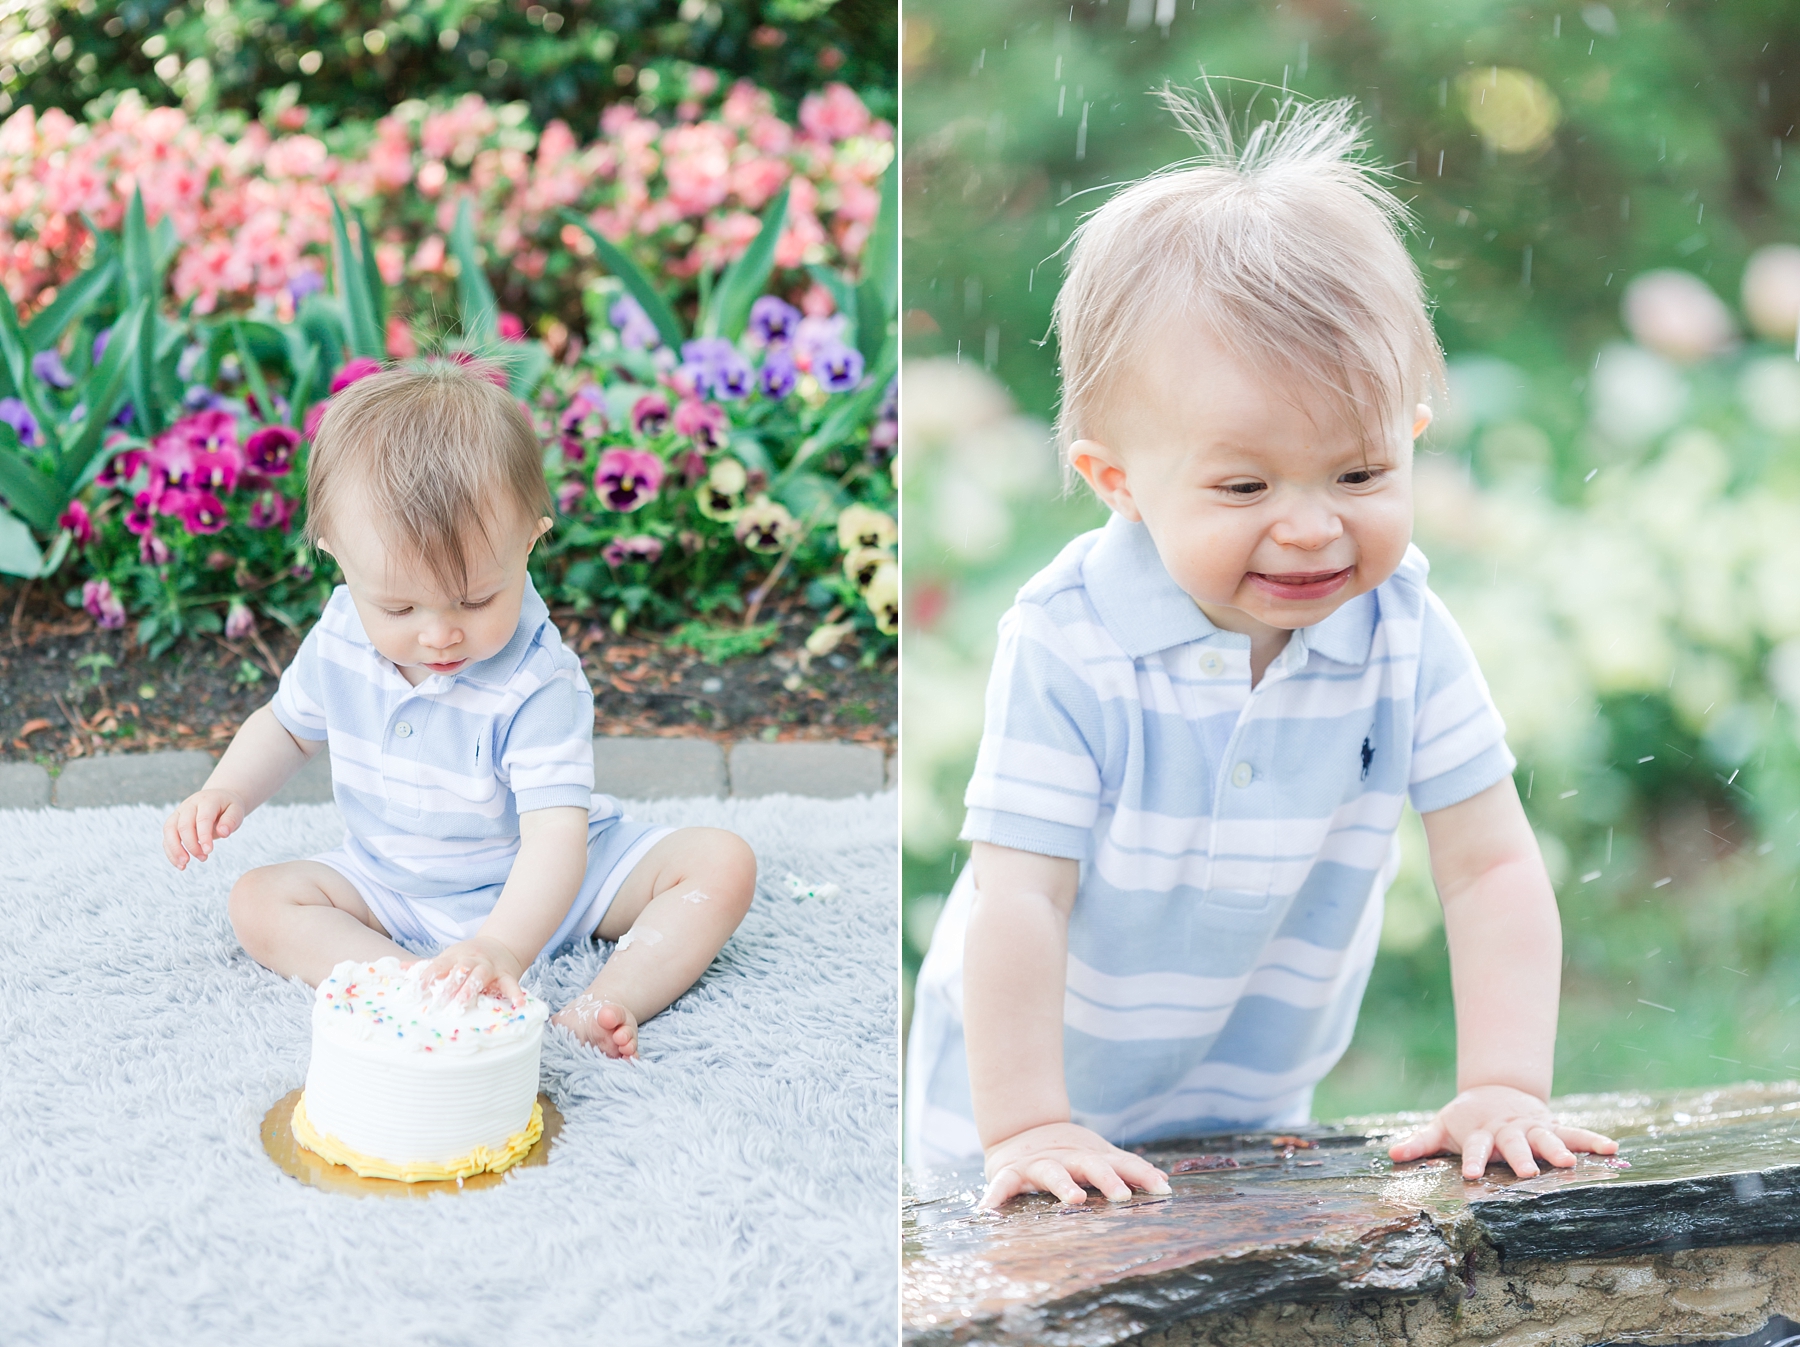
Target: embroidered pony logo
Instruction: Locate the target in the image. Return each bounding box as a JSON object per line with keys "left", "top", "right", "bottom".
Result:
{"left": 1360, "top": 737, "right": 1374, "bottom": 780}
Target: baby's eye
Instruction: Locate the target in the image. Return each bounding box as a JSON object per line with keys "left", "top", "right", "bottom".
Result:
{"left": 383, "top": 607, "right": 413, "bottom": 618}
{"left": 1219, "top": 481, "right": 1266, "bottom": 498}
{"left": 462, "top": 596, "right": 495, "bottom": 611}
{"left": 1340, "top": 467, "right": 1386, "bottom": 486}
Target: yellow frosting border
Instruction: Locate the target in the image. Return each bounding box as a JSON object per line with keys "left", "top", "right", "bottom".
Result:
{"left": 292, "top": 1094, "right": 543, "bottom": 1183}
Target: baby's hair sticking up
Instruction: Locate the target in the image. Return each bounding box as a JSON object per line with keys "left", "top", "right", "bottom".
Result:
{"left": 303, "top": 360, "right": 553, "bottom": 595}
{"left": 1052, "top": 81, "right": 1445, "bottom": 469}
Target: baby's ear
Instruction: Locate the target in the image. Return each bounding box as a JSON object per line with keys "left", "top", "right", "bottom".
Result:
{"left": 1070, "top": 440, "right": 1141, "bottom": 521}
{"left": 1410, "top": 404, "right": 1434, "bottom": 441}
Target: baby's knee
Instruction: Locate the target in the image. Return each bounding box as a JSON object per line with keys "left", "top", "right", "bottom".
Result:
{"left": 692, "top": 827, "right": 757, "bottom": 910}
{"left": 228, "top": 866, "right": 285, "bottom": 952}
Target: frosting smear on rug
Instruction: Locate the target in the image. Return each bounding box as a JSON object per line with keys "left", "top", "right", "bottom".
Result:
{"left": 293, "top": 956, "right": 548, "bottom": 1182}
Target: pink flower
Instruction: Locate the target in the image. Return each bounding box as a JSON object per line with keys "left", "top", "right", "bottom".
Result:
{"left": 386, "top": 314, "right": 417, "bottom": 359}
{"left": 631, "top": 393, "right": 670, "bottom": 436}
{"left": 673, "top": 398, "right": 728, "bottom": 451}
{"left": 250, "top": 490, "right": 296, "bottom": 531}
{"left": 244, "top": 425, "right": 299, "bottom": 476}
{"left": 58, "top": 500, "right": 93, "bottom": 547}
{"left": 225, "top": 599, "right": 256, "bottom": 640}
{"left": 799, "top": 84, "right": 871, "bottom": 143}
{"left": 150, "top": 412, "right": 242, "bottom": 497}
{"left": 139, "top": 532, "right": 171, "bottom": 565}
{"left": 602, "top": 535, "right": 664, "bottom": 566}
{"left": 82, "top": 578, "right": 125, "bottom": 629}
{"left": 556, "top": 479, "right": 587, "bottom": 515}
{"left": 594, "top": 448, "right": 665, "bottom": 512}
{"left": 688, "top": 67, "right": 721, "bottom": 100}
{"left": 125, "top": 492, "right": 156, "bottom": 535}
{"left": 498, "top": 312, "right": 526, "bottom": 342}
{"left": 303, "top": 400, "right": 330, "bottom": 441}
{"left": 330, "top": 356, "right": 382, "bottom": 394}
{"left": 179, "top": 490, "right": 228, "bottom": 534}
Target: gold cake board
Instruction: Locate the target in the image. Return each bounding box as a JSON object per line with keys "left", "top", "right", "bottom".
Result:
{"left": 262, "top": 1088, "right": 563, "bottom": 1199}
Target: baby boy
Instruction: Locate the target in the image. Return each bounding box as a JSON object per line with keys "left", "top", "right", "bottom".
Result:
{"left": 906, "top": 90, "right": 1616, "bottom": 1207}
{"left": 163, "top": 362, "right": 755, "bottom": 1058}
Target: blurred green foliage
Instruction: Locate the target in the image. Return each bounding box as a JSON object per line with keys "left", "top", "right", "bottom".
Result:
{"left": 0, "top": 0, "right": 895, "bottom": 128}
{"left": 901, "top": 0, "right": 1800, "bottom": 1121}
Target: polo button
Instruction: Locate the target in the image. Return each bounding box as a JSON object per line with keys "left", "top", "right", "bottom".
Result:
{"left": 1200, "top": 651, "right": 1225, "bottom": 677}
{"left": 1231, "top": 761, "right": 1253, "bottom": 788}
{"left": 395, "top": 722, "right": 413, "bottom": 739}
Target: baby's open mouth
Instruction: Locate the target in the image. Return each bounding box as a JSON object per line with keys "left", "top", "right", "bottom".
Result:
{"left": 1246, "top": 567, "right": 1353, "bottom": 601}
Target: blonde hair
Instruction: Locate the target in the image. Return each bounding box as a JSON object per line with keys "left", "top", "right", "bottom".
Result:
{"left": 1052, "top": 83, "right": 1445, "bottom": 465}
{"left": 303, "top": 361, "right": 552, "bottom": 594}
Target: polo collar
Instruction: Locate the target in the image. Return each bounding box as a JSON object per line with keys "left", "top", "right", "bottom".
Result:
{"left": 460, "top": 577, "right": 549, "bottom": 686}
{"left": 1081, "top": 514, "right": 1377, "bottom": 667}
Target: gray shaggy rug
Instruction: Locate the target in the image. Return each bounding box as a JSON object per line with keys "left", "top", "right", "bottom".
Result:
{"left": 0, "top": 794, "right": 898, "bottom": 1347}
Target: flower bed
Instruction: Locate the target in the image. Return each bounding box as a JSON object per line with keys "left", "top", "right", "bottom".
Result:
{"left": 0, "top": 75, "right": 891, "bottom": 335}
{"left": 0, "top": 78, "right": 897, "bottom": 667}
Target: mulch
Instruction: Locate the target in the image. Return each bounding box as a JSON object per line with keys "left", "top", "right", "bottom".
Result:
{"left": 0, "top": 581, "right": 895, "bottom": 766}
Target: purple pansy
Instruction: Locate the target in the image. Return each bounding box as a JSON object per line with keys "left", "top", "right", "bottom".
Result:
{"left": 748, "top": 295, "right": 802, "bottom": 345}
{"left": 225, "top": 600, "right": 256, "bottom": 641}
{"left": 249, "top": 492, "right": 296, "bottom": 531}
{"left": 244, "top": 425, "right": 299, "bottom": 476}
{"left": 815, "top": 343, "right": 865, "bottom": 393}
{"left": 58, "top": 500, "right": 93, "bottom": 548}
{"left": 178, "top": 491, "right": 228, "bottom": 535}
{"left": 593, "top": 448, "right": 665, "bottom": 512}
{"left": 139, "top": 531, "right": 171, "bottom": 565}
{"left": 330, "top": 356, "right": 382, "bottom": 394}
{"left": 610, "top": 295, "right": 661, "bottom": 350}
{"left": 0, "top": 397, "right": 39, "bottom": 446}
{"left": 630, "top": 393, "right": 670, "bottom": 437}
{"left": 82, "top": 579, "right": 125, "bottom": 629}
{"left": 32, "top": 349, "right": 73, "bottom": 388}
{"left": 602, "top": 535, "right": 665, "bottom": 567}
{"left": 759, "top": 348, "right": 797, "bottom": 400}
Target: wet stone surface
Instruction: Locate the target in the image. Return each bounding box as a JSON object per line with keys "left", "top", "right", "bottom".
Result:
{"left": 903, "top": 1083, "right": 1800, "bottom": 1346}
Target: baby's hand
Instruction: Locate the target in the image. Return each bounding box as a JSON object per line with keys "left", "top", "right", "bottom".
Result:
{"left": 979, "top": 1121, "right": 1171, "bottom": 1210}
{"left": 410, "top": 936, "right": 525, "bottom": 1009}
{"left": 1388, "top": 1083, "right": 1618, "bottom": 1179}
{"left": 162, "top": 788, "right": 247, "bottom": 869}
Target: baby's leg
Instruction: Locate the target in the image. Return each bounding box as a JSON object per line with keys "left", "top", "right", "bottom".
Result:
{"left": 229, "top": 860, "right": 407, "bottom": 986}
{"left": 552, "top": 827, "right": 755, "bottom": 1057}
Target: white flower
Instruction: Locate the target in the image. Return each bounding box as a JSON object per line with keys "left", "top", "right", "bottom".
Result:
{"left": 1590, "top": 343, "right": 1688, "bottom": 445}
{"left": 1741, "top": 243, "right": 1800, "bottom": 343}
{"left": 1739, "top": 356, "right": 1800, "bottom": 434}
{"left": 1622, "top": 270, "right": 1737, "bottom": 363}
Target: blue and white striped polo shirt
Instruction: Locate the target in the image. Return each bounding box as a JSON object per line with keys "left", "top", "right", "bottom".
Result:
{"left": 271, "top": 579, "right": 613, "bottom": 910}
{"left": 905, "top": 515, "right": 1515, "bottom": 1163}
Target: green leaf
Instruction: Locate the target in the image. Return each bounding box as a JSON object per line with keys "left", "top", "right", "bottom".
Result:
{"left": 122, "top": 189, "right": 156, "bottom": 308}
{"left": 54, "top": 298, "right": 145, "bottom": 500}
{"left": 0, "top": 441, "right": 59, "bottom": 534}
{"left": 288, "top": 342, "right": 321, "bottom": 429}
{"left": 503, "top": 341, "right": 551, "bottom": 399}
{"left": 806, "top": 264, "right": 857, "bottom": 328}
{"left": 121, "top": 193, "right": 164, "bottom": 439}
{"left": 151, "top": 214, "right": 179, "bottom": 277}
{"left": 778, "top": 348, "right": 896, "bottom": 482}
{"left": 706, "top": 185, "right": 790, "bottom": 341}
{"left": 451, "top": 198, "right": 499, "bottom": 348}
{"left": 355, "top": 210, "right": 388, "bottom": 334}
{"left": 863, "top": 154, "right": 899, "bottom": 319}
{"left": 560, "top": 210, "right": 686, "bottom": 349}
{"left": 0, "top": 291, "right": 55, "bottom": 440}
{"left": 23, "top": 258, "right": 118, "bottom": 352}
{"left": 774, "top": 469, "right": 850, "bottom": 523}
{"left": 854, "top": 277, "right": 889, "bottom": 365}
{"left": 330, "top": 194, "right": 384, "bottom": 360}
{"left": 231, "top": 321, "right": 275, "bottom": 426}
{"left": 0, "top": 507, "right": 44, "bottom": 578}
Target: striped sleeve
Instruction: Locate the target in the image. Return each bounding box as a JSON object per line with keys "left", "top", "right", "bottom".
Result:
{"left": 1408, "top": 588, "right": 1517, "bottom": 813}
{"left": 271, "top": 621, "right": 329, "bottom": 741}
{"left": 499, "top": 661, "right": 596, "bottom": 813}
{"left": 961, "top": 601, "right": 1106, "bottom": 861}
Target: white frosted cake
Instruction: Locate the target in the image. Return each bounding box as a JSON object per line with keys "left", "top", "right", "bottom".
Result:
{"left": 292, "top": 957, "right": 549, "bottom": 1182}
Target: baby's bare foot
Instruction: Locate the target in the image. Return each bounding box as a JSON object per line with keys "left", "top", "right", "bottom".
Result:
{"left": 552, "top": 993, "right": 639, "bottom": 1059}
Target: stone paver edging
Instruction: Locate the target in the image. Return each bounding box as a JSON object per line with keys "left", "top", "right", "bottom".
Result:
{"left": 0, "top": 738, "right": 892, "bottom": 809}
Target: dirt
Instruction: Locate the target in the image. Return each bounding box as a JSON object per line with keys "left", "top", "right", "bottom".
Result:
{"left": 0, "top": 581, "right": 895, "bottom": 766}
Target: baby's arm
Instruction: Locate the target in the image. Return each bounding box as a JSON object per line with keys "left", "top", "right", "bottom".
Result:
{"left": 162, "top": 703, "right": 319, "bottom": 869}
{"left": 964, "top": 841, "right": 1171, "bottom": 1209}
{"left": 413, "top": 805, "right": 589, "bottom": 1006}
{"left": 1389, "top": 777, "right": 1618, "bottom": 1177}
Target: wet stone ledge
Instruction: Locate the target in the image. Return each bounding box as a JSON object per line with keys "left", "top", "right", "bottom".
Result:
{"left": 903, "top": 1083, "right": 1800, "bottom": 1347}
